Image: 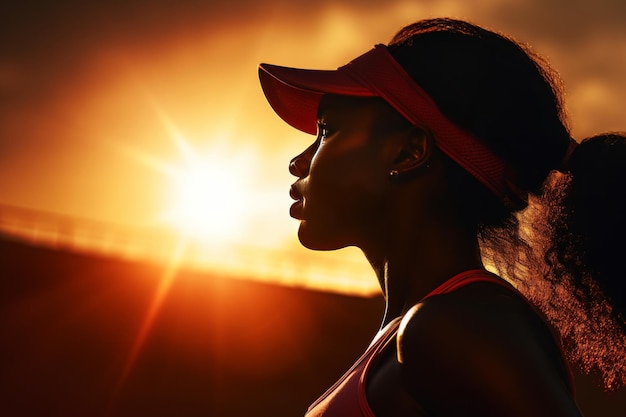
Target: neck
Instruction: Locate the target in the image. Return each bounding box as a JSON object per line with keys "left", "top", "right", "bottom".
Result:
{"left": 363, "top": 210, "right": 484, "bottom": 328}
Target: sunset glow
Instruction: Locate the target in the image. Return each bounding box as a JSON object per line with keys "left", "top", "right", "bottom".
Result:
{"left": 3, "top": 3, "right": 626, "bottom": 416}
{"left": 160, "top": 142, "right": 254, "bottom": 244}
{"left": 1, "top": 0, "right": 624, "bottom": 296}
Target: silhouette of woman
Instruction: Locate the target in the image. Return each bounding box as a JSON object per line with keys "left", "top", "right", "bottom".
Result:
{"left": 258, "top": 18, "right": 625, "bottom": 416}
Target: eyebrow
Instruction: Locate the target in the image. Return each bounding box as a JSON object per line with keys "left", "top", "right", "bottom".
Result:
{"left": 316, "top": 108, "right": 333, "bottom": 124}
{"left": 316, "top": 107, "right": 328, "bottom": 121}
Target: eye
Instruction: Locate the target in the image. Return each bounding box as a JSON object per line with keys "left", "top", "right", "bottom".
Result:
{"left": 317, "top": 122, "right": 333, "bottom": 140}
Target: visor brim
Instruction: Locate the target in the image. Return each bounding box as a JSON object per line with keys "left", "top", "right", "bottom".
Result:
{"left": 258, "top": 63, "right": 374, "bottom": 135}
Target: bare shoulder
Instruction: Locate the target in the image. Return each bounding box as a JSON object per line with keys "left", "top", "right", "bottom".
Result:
{"left": 396, "top": 282, "right": 581, "bottom": 417}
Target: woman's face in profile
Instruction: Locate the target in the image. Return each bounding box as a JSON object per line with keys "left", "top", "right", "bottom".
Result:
{"left": 289, "top": 95, "right": 411, "bottom": 251}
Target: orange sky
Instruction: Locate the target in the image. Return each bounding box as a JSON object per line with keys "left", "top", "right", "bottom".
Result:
{"left": 1, "top": 0, "right": 625, "bottom": 294}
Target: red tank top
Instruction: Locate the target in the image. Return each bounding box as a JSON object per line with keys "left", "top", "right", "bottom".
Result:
{"left": 304, "top": 269, "right": 558, "bottom": 417}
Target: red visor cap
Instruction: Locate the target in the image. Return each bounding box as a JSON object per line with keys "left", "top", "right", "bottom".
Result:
{"left": 258, "top": 64, "right": 378, "bottom": 136}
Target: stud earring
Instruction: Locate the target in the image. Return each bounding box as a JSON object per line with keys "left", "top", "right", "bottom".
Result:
{"left": 389, "top": 169, "right": 399, "bottom": 178}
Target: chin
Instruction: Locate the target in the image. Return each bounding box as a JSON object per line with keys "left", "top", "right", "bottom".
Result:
{"left": 297, "top": 223, "right": 349, "bottom": 251}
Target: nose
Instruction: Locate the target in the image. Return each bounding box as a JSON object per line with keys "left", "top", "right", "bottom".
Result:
{"left": 289, "top": 157, "right": 308, "bottom": 177}
{"left": 289, "top": 148, "right": 313, "bottom": 177}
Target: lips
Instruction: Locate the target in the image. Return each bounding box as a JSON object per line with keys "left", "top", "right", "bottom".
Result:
{"left": 289, "top": 183, "right": 303, "bottom": 201}
{"left": 289, "top": 183, "right": 304, "bottom": 219}
{"left": 290, "top": 201, "right": 304, "bottom": 219}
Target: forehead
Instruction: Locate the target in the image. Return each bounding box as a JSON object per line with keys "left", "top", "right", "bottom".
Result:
{"left": 317, "top": 94, "right": 411, "bottom": 128}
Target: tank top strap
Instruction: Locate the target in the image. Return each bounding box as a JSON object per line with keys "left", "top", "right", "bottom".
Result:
{"left": 422, "top": 269, "right": 513, "bottom": 301}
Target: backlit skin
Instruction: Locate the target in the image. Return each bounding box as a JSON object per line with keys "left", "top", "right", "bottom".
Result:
{"left": 288, "top": 94, "right": 582, "bottom": 416}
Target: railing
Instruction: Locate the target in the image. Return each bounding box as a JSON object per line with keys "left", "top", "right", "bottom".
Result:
{"left": 0, "top": 204, "right": 171, "bottom": 260}
{"left": 0, "top": 204, "right": 378, "bottom": 296}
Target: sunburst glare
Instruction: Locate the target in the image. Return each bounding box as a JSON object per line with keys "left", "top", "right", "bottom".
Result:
{"left": 160, "top": 143, "right": 254, "bottom": 243}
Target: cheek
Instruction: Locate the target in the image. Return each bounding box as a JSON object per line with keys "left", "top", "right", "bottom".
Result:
{"left": 305, "top": 147, "right": 388, "bottom": 228}
{"left": 310, "top": 150, "right": 379, "bottom": 200}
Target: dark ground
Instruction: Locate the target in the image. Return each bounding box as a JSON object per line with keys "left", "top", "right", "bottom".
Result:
{"left": 1, "top": 236, "right": 624, "bottom": 416}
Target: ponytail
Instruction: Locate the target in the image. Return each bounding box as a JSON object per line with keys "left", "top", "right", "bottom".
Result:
{"left": 557, "top": 133, "right": 626, "bottom": 330}
{"left": 540, "top": 133, "right": 626, "bottom": 389}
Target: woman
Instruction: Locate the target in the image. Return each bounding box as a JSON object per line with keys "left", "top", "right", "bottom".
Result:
{"left": 258, "top": 18, "right": 625, "bottom": 416}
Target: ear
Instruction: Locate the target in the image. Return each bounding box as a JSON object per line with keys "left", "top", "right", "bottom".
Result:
{"left": 390, "top": 127, "right": 433, "bottom": 178}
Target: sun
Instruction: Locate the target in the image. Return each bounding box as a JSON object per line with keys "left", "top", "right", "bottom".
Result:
{"left": 161, "top": 146, "right": 253, "bottom": 242}
{"left": 111, "top": 101, "right": 259, "bottom": 245}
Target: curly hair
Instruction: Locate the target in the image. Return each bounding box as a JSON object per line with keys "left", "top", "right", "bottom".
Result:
{"left": 387, "top": 18, "right": 626, "bottom": 389}
{"left": 533, "top": 134, "right": 626, "bottom": 390}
